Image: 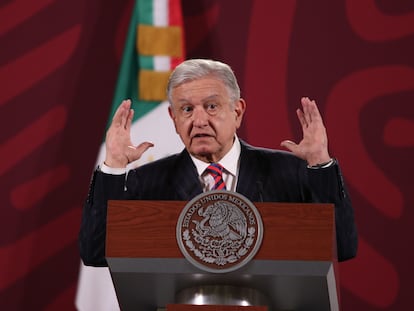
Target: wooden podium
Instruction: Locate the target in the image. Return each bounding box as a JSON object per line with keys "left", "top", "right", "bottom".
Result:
{"left": 106, "top": 200, "right": 339, "bottom": 311}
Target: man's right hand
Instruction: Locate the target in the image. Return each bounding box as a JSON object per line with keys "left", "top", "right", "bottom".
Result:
{"left": 104, "top": 99, "right": 154, "bottom": 168}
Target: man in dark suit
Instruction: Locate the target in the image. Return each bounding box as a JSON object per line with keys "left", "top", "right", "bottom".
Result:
{"left": 79, "top": 59, "right": 358, "bottom": 267}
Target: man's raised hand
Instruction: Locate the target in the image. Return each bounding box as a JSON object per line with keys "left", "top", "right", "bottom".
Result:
{"left": 280, "top": 97, "right": 331, "bottom": 166}
{"left": 104, "top": 100, "right": 153, "bottom": 168}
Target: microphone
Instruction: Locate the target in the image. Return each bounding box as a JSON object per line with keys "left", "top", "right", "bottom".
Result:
{"left": 256, "top": 181, "right": 264, "bottom": 202}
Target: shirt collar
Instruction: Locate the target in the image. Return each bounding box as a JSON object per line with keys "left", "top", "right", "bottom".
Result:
{"left": 191, "top": 136, "right": 241, "bottom": 176}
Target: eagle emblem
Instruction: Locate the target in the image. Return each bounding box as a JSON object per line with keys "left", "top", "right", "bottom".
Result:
{"left": 194, "top": 200, "right": 247, "bottom": 240}
{"left": 176, "top": 191, "right": 263, "bottom": 273}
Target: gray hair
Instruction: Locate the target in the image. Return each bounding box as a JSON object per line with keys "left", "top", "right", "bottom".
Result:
{"left": 166, "top": 59, "right": 241, "bottom": 104}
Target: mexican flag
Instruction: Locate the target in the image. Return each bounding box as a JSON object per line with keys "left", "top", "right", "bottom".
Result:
{"left": 75, "top": 0, "right": 185, "bottom": 309}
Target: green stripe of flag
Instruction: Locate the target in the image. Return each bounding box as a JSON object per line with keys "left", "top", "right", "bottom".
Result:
{"left": 137, "top": 0, "right": 154, "bottom": 24}
{"left": 108, "top": 0, "right": 158, "bottom": 129}
{"left": 106, "top": 0, "right": 184, "bottom": 130}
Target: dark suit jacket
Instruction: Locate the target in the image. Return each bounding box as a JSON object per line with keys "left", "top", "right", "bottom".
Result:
{"left": 79, "top": 141, "right": 358, "bottom": 266}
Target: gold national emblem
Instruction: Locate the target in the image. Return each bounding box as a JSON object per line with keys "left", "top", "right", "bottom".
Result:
{"left": 176, "top": 191, "right": 264, "bottom": 273}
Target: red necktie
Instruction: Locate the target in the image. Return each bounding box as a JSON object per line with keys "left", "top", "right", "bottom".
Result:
{"left": 206, "top": 163, "right": 227, "bottom": 190}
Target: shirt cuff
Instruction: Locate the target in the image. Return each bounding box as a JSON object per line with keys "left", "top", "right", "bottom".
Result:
{"left": 99, "top": 162, "right": 127, "bottom": 175}
{"left": 307, "top": 158, "right": 336, "bottom": 169}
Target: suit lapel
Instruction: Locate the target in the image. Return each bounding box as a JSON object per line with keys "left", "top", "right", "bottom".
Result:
{"left": 171, "top": 150, "right": 203, "bottom": 200}
{"left": 236, "top": 141, "right": 266, "bottom": 202}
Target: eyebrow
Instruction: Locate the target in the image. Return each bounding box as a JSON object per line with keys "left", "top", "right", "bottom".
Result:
{"left": 176, "top": 94, "right": 220, "bottom": 105}
{"left": 202, "top": 95, "right": 220, "bottom": 102}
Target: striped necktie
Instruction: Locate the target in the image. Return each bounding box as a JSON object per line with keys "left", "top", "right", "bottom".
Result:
{"left": 205, "top": 163, "right": 226, "bottom": 190}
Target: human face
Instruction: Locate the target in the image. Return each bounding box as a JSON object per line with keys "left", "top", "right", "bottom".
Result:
{"left": 168, "top": 77, "right": 246, "bottom": 163}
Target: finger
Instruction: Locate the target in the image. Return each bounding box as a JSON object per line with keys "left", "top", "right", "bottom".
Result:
{"left": 128, "top": 142, "right": 154, "bottom": 161}
{"left": 137, "top": 141, "right": 154, "bottom": 150}
{"left": 119, "top": 100, "right": 132, "bottom": 129}
{"left": 301, "top": 97, "right": 312, "bottom": 124}
{"left": 280, "top": 140, "right": 298, "bottom": 152}
{"left": 125, "top": 108, "right": 134, "bottom": 131}
{"left": 308, "top": 99, "right": 323, "bottom": 123}
{"left": 112, "top": 100, "right": 130, "bottom": 127}
{"left": 296, "top": 108, "right": 307, "bottom": 129}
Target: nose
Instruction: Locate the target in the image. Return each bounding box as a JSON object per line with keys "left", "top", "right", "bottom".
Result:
{"left": 192, "top": 107, "right": 209, "bottom": 127}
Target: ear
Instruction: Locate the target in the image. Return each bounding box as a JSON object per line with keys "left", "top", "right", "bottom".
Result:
{"left": 234, "top": 98, "right": 246, "bottom": 128}
{"left": 168, "top": 105, "right": 179, "bottom": 133}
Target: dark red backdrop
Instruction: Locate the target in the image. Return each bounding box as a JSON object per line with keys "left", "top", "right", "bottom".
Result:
{"left": 0, "top": 0, "right": 413, "bottom": 310}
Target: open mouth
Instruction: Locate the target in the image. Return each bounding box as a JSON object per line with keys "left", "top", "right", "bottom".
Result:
{"left": 193, "top": 134, "right": 212, "bottom": 138}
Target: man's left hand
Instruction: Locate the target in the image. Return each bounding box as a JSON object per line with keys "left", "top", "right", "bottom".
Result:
{"left": 281, "top": 97, "right": 331, "bottom": 166}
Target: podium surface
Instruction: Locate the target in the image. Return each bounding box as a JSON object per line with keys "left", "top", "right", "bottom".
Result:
{"left": 106, "top": 200, "right": 339, "bottom": 311}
